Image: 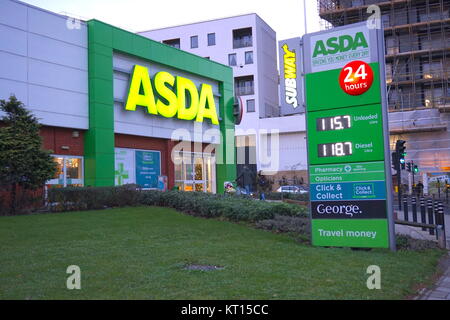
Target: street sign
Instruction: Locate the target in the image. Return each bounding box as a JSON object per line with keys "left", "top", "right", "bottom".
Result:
{"left": 303, "top": 22, "right": 395, "bottom": 250}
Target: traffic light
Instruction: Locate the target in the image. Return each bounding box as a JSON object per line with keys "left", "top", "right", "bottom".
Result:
{"left": 391, "top": 152, "right": 398, "bottom": 170}
{"left": 413, "top": 165, "right": 419, "bottom": 173}
{"left": 406, "top": 162, "right": 412, "bottom": 172}
{"left": 399, "top": 157, "right": 405, "bottom": 169}
{"left": 396, "top": 140, "right": 406, "bottom": 166}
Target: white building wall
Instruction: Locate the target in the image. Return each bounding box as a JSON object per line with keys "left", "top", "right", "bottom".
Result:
{"left": 0, "top": 0, "right": 89, "bottom": 130}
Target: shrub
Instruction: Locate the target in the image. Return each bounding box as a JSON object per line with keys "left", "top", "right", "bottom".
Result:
{"left": 255, "top": 215, "right": 311, "bottom": 240}
{"left": 48, "top": 186, "right": 309, "bottom": 222}
{"left": 396, "top": 234, "right": 440, "bottom": 251}
{"left": 265, "top": 192, "right": 309, "bottom": 202}
{"left": 47, "top": 184, "right": 141, "bottom": 211}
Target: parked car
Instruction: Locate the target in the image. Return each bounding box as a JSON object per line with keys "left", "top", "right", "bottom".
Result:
{"left": 276, "top": 185, "right": 309, "bottom": 194}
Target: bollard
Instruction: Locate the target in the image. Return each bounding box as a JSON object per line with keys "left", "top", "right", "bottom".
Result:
{"left": 434, "top": 201, "right": 440, "bottom": 240}
{"left": 438, "top": 201, "right": 446, "bottom": 249}
{"left": 411, "top": 196, "right": 417, "bottom": 223}
{"left": 420, "top": 197, "right": 426, "bottom": 231}
{"left": 427, "top": 199, "right": 434, "bottom": 236}
{"left": 437, "top": 225, "right": 446, "bottom": 249}
{"left": 403, "top": 195, "right": 409, "bottom": 221}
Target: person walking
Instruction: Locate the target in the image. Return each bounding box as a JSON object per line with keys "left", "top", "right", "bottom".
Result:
{"left": 416, "top": 181, "right": 424, "bottom": 196}
{"left": 236, "top": 166, "right": 255, "bottom": 196}
{"left": 256, "top": 171, "right": 267, "bottom": 201}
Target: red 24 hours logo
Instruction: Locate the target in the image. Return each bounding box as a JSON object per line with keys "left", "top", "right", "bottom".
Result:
{"left": 339, "top": 60, "right": 374, "bottom": 96}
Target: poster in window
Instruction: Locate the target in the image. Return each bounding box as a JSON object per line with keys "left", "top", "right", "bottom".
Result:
{"left": 135, "top": 150, "right": 161, "bottom": 189}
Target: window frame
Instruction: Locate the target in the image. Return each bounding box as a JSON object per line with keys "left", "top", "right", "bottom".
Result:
{"left": 245, "top": 51, "right": 253, "bottom": 64}
{"left": 228, "top": 53, "right": 237, "bottom": 66}
{"left": 246, "top": 99, "right": 255, "bottom": 112}
{"left": 207, "top": 33, "right": 216, "bottom": 46}
{"left": 190, "top": 35, "right": 199, "bottom": 49}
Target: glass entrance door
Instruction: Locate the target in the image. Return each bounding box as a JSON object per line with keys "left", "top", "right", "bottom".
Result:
{"left": 174, "top": 152, "right": 216, "bottom": 193}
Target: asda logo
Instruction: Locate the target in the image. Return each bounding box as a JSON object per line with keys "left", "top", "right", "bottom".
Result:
{"left": 125, "top": 65, "right": 219, "bottom": 125}
{"left": 312, "top": 32, "right": 368, "bottom": 58}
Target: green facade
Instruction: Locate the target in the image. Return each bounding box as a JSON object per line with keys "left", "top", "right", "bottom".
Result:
{"left": 85, "top": 20, "right": 236, "bottom": 192}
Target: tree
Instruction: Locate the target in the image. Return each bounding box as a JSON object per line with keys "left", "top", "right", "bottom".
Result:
{"left": 0, "top": 95, "right": 56, "bottom": 214}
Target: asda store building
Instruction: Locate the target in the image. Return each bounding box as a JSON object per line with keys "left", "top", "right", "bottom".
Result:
{"left": 0, "top": 0, "right": 236, "bottom": 193}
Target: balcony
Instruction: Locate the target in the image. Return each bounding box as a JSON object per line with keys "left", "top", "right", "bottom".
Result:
{"left": 162, "top": 38, "right": 180, "bottom": 49}
{"left": 233, "top": 27, "right": 252, "bottom": 49}
{"left": 234, "top": 75, "right": 254, "bottom": 96}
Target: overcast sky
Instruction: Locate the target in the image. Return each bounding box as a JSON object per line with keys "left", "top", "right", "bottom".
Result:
{"left": 21, "top": 0, "right": 322, "bottom": 40}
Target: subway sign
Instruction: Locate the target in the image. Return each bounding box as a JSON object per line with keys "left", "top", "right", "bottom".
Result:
{"left": 278, "top": 37, "right": 304, "bottom": 115}
{"left": 125, "top": 65, "right": 219, "bottom": 124}
{"left": 303, "top": 22, "right": 395, "bottom": 250}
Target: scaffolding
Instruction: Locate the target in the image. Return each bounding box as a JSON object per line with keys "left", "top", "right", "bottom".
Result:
{"left": 318, "top": 0, "right": 450, "bottom": 112}
{"left": 317, "top": 0, "right": 450, "bottom": 173}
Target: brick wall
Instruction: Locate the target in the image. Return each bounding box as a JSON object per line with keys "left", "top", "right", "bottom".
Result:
{"left": 40, "top": 126, "right": 84, "bottom": 156}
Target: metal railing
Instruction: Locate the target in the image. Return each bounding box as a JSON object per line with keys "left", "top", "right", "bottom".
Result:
{"left": 394, "top": 195, "right": 447, "bottom": 248}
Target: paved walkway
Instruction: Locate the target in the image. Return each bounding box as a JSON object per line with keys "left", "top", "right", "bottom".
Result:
{"left": 415, "top": 252, "right": 450, "bottom": 300}
{"left": 393, "top": 210, "right": 450, "bottom": 300}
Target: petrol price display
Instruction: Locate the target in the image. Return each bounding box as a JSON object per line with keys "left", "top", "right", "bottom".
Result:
{"left": 307, "top": 104, "right": 384, "bottom": 165}
{"left": 318, "top": 142, "right": 353, "bottom": 157}
{"left": 316, "top": 115, "right": 351, "bottom": 131}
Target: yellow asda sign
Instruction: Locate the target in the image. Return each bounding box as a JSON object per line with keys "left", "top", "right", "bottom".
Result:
{"left": 125, "top": 65, "right": 219, "bottom": 125}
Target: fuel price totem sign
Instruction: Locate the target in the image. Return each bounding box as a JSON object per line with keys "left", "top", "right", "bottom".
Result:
{"left": 303, "top": 22, "right": 395, "bottom": 249}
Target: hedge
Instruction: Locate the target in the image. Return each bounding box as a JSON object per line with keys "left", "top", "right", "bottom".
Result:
{"left": 264, "top": 192, "right": 309, "bottom": 201}
{"left": 47, "top": 185, "right": 308, "bottom": 222}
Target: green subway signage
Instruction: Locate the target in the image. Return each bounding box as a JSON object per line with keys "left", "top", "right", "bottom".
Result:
{"left": 302, "top": 22, "right": 395, "bottom": 250}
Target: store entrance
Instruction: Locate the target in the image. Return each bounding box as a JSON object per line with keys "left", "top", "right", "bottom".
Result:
{"left": 174, "top": 152, "right": 216, "bottom": 193}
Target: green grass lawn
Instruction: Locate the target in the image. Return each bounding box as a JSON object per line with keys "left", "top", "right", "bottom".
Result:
{"left": 0, "top": 206, "right": 444, "bottom": 299}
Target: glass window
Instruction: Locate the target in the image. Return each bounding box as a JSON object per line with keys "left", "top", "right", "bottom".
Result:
{"left": 65, "top": 158, "right": 81, "bottom": 180}
{"left": 228, "top": 53, "right": 237, "bottom": 66}
{"left": 246, "top": 99, "right": 255, "bottom": 112}
{"left": 385, "top": 36, "right": 398, "bottom": 55}
{"left": 53, "top": 157, "right": 64, "bottom": 180}
{"left": 233, "top": 27, "right": 252, "bottom": 48}
{"left": 234, "top": 75, "right": 254, "bottom": 96}
{"left": 174, "top": 152, "right": 216, "bottom": 193}
{"left": 207, "top": 33, "right": 215, "bottom": 46}
{"left": 245, "top": 51, "right": 253, "bottom": 64}
{"left": 190, "top": 35, "right": 198, "bottom": 48}
{"left": 47, "top": 155, "right": 83, "bottom": 187}
{"left": 386, "top": 63, "right": 393, "bottom": 83}
{"left": 381, "top": 14, "right": 390, "bottom": 28}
